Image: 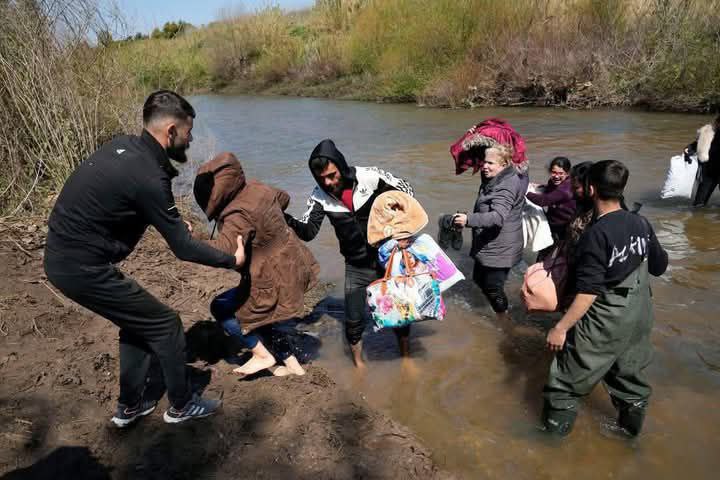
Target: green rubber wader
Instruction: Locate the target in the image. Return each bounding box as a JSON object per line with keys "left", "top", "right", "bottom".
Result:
{"left": 542, "top": 261, "right": 654, "bottom": 435}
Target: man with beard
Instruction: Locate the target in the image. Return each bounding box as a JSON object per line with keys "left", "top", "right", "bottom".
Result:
{"left": 44, "top": 91, "right": 245, "bottom": 426}
{"left": 284, "top": 139, "right": 414, "bottom": 368}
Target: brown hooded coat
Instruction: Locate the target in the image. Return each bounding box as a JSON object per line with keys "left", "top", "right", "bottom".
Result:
{"left": 196, "top": 153, "right": 320, "bottom": 333}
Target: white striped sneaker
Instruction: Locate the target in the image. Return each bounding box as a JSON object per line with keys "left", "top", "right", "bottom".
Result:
{"left": 163, "top": 394, "right": 221, "bottom": 424}
{"left": 111, "top": 399, "right": 158, "bottom": 428}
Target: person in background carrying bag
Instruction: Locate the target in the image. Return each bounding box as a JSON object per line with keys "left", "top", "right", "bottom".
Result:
{"left": 367, "top": 191, "right": 464, "bottom": 357}
{"left": 526, "top": 156, "right": 576, "bottom": 245}
{"left": 684, "top": 114, "right": 720, "bottom": 206}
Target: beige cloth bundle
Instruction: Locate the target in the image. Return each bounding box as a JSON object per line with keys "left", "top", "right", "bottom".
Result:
{"left": 367, "top": 191, "right": 428, "bottom": 246}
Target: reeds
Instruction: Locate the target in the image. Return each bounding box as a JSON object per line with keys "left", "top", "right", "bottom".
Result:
{"left": 0, "top": 0, "right": 139, "bottom": 216}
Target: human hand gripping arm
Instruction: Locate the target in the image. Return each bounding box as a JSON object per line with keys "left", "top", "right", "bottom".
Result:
{"left": 202, "top": 211, "right": 255, "bottom": 271}
{"left": 138, "top": 178, "right": 235, "bottom": 269}
{"left": 233, "top": 234, "right": 246, "bottom": 268}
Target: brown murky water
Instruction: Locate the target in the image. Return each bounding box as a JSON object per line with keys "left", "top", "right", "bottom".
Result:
{"left": 182, "top": 95, "right": 720, "bottom": 479}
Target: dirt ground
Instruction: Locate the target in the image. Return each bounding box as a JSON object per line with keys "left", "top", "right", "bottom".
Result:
{"left": 0, "top": 217, "right": 450, "bottom": 480}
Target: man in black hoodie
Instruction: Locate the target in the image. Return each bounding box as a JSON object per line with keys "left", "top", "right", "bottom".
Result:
{"left": 285, "top": 139, "right": 414, "bottom": 368}
{"left": 45, "top": 91, "right": 245, "bottom": 426}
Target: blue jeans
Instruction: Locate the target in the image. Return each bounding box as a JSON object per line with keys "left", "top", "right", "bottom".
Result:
{"left": 210, "top": 288, "right": 292, "bottom": 361}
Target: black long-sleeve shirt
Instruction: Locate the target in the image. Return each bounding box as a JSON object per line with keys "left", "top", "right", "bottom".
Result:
{"left": 574, "top": 210, "right": 668, "bottom": 295}
{"left": 46, "top": 130, "right": 236, "bottom": 268}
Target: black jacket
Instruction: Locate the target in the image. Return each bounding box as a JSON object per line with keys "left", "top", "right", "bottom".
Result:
{"left": 285, "top": 139, "right": 413, "bottom": 267}
{"left": 45, "top": 130, "right": 236, "bottom": 268}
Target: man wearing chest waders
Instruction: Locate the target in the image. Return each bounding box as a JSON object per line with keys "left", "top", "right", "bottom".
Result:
{"left": 542, "top": 160, "right": 668, "bottom": 437}
{"left": 44, "top": 90, "right": 246, "bottom": 427}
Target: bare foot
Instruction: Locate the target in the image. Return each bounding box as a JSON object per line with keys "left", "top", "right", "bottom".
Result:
{"left": 233, "top": 342, "right": 276, "bottom": 375}
{"left": 270, "top": 366, "right": 290, "bottom": 377}
{"left": 350, "top": 341, "right": 366, "bottom": 369}
{"left": 282, "top": 355, "right": 306, "bottom": 376}
{"left": 400, "top": 357, "right": 420, "bottom": 379}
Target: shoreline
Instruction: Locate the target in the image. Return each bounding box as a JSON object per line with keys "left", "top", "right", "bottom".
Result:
{"left": 207, "top": 79, "right": 716, "bottom": 115}
{"left": 0, "top": 216, "right": 450, "bottom": 479}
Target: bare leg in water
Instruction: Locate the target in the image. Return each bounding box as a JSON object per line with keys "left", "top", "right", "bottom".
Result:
{"left": 394, "top": 325, "right": 411, "bottom": 357}
{"left": 350, "top": 340, "right": 366, "bottom": 369}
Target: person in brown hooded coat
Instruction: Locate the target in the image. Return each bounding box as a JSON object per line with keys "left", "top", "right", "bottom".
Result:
{"left": 194, "top": 153, "right": 320, "bottom": 376}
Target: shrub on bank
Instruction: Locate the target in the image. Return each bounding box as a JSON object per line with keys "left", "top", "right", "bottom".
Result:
{"left": 0, "top": 1, "right": 139, "bottom": 216}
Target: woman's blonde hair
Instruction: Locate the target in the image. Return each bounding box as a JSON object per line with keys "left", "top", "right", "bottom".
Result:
{"left": 486, "top": 144, "right": 513, "bottom": 167}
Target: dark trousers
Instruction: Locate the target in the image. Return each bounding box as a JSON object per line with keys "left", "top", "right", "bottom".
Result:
{"left": 473, "top": 263, "right": 510, "bottom": 313}
{"left": 44, "top": 257, "right": 190, "bottom": 409}
{"left": 344, "top": 263, "right": 383, "bottom": 345}
{"left": 693, "top": 162, "right": 720, "bottom": 206}
{"left": 210, "top": 287, "right": 292, "bottom": 361}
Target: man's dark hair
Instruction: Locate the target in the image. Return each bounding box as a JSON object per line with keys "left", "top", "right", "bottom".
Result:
{"left": 142, "top": 90, "right": 195, "bottom": 125}
{"left": 549, "top": 156, "right": 571, "bottom": 172}
{"left": 589, "top": 160, "right": 629, "bottom": 200}
{"left": 309, "top": 156, "right": 331, "bottom": 176}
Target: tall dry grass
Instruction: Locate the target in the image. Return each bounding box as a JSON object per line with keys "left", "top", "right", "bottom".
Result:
{"left": 419, "top": 0, "right": 720, "bottom": 109}
{"left": 0, "top": 0, "right": 139, "bottom": 217}
{"left": 110, "top": 0, "right": 720, "bottom": 111}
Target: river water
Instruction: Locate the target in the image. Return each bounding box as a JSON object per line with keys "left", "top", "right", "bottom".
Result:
{"left": 181, "top": 94, "right": 720, "bottom": 479}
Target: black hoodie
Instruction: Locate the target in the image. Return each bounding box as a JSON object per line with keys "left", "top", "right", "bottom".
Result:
{"left": 285, "top": 139, "right": 413, "bottom": 267}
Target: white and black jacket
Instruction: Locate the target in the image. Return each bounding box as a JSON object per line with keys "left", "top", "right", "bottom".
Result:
{"left": 286, "top": 165, "right": 413, "bottom": 267}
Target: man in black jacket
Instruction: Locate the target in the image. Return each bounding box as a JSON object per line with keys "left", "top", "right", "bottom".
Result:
{"left": 285, "top": 139, "right": 413, "bottom": 368}
{"left": 44, "top": 91, "right": 245, "bottom": 426}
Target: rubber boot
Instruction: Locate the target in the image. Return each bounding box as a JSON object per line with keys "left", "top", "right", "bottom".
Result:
{"left": 542, "top": 403, "right": 577, "bottom": 437}
{"left": 614, "top": 398, "right": 648, "bottom": 437}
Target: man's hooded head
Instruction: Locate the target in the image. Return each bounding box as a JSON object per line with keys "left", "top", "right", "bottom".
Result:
{"left": 308, "top": 139, "right": 354, "bottom": 197}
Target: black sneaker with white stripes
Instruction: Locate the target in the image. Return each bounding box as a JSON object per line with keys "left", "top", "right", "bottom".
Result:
{"left": 163, "top": 394, "right": 221, "bottom": 424}
{"left": 111, "top": 398, "right": 158, "bottom": 428}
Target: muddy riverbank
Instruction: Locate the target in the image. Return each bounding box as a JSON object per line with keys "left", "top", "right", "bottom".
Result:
{"left": 0, "top": 216, "right": 449, "bottom": 480}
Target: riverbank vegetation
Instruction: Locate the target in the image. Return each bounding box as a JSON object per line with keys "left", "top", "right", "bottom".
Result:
{"left": 116, "top": 0, "right": 720, "bottom": 111}
{"left": 0, "top": 1, "right": 138, "bottom": 216}
{"left": 2, "top": 0, "right": 719, "bottom": 216}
